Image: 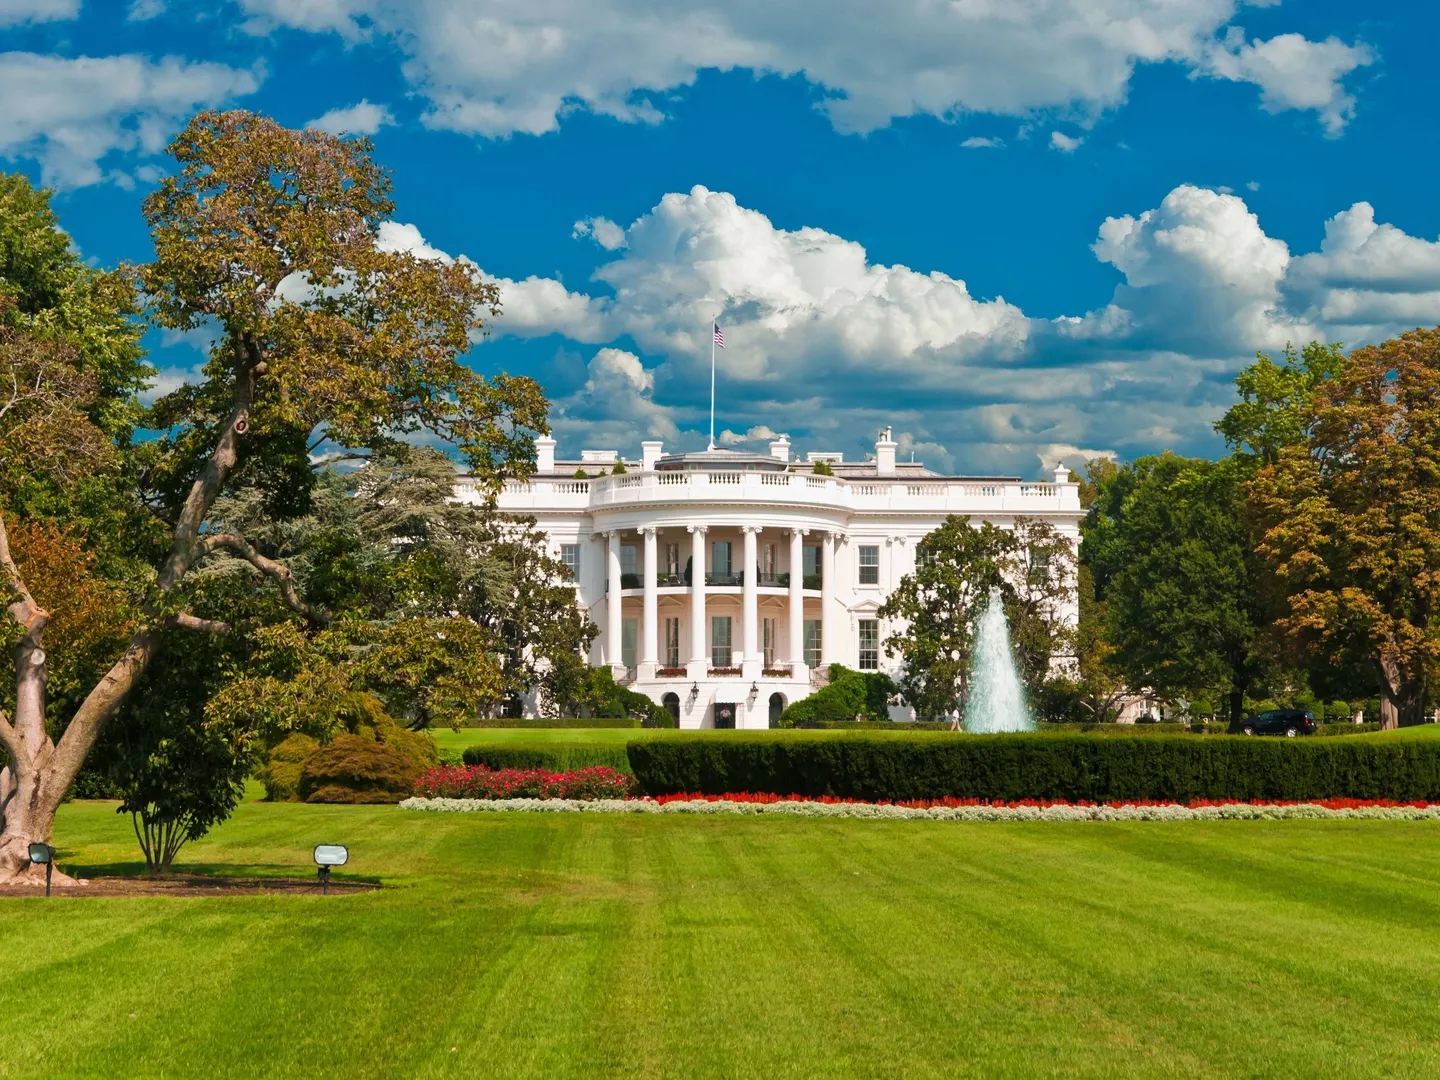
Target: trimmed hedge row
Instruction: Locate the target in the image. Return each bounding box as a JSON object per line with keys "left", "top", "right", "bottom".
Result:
{"left": 624, "top": 733, "right": 1440, "bottom": 803}
{"left": 458, "top": 717, "right": 642, "bottom": 729}
{"left": 461, "top": 742, "right": 633, "bottom": 774}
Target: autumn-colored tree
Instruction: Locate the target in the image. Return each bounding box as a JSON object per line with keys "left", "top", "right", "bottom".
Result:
{"left": 0, "top": 111, "right": 546, "bottom": 882}
{"left": 1251, "top": 327, "right": 1440, "bottom": 729}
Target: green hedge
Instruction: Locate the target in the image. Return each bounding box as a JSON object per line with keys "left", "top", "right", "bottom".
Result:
{"left": 458, "top": 717, "right": 642, "bottom": 729}
{"left": 1316, "top": 722, "right": 1383, "bottom": 737}
{"left": 799, "top": 720, "right": 950, "bottom": 731}
{"left": 625, "top": 732, "right": 1440, "bottom": 802}
{"left": 461, "top": 742, "right": 633, "bottom": 773}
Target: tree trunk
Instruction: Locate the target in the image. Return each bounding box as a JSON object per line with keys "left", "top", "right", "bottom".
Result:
{"left": 1378, "top": 655, "right": 1427, "bottom": 730}
{"left": 1228, "top": 687, "right": 1245, "bottom": 728}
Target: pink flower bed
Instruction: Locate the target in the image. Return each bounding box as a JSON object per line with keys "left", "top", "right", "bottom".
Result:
{"left": 415, "top": 764, "right": 637, "bottom": 800}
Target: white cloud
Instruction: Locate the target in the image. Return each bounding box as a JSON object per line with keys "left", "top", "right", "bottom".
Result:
{"left": 0, "top": 53, "right": 262, "bottom": 189}
{"left": 372, "top": 186, "right": 1440, "bottom": 474}
{"left": 718, "top": 424, "right": 780, "bottom": 446}
{"left": 1049, "top": 131, "right": 1083, "bottom": 153}
{"left": 961, "top": 136, "right": 1002, "bottom": 149}
{"left": 127, "top": 0, "right": 165, "bottom": 19}
{"left": 1201, "top": 32, "right": 1373, "bottom": 135}
{"left": 233, "top": 0, "right": 1374, "bottom": 139}
{"left": 1246, "top": 181, "right": 1260, "bottom": 192}
{"left": 306, "top": 99, "right": 395, "bottom": 136}
{"left": 572, "top": 216, "right": 627, "bottom": 250}
{"left": 0, "top": 0, "right": 76, "bottom": 26}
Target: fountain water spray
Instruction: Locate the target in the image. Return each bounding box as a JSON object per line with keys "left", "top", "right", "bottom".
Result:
{"left": 963, "top": 586, "right": 1034, "bottom": 733}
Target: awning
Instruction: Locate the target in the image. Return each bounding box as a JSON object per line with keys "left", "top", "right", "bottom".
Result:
{"left": 712, "top": 684, "right": 747, "bottom": 704}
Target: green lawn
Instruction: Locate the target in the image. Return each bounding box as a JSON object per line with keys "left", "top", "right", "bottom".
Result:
{"left": 6, "top": 798, "right": 1440, "bottom": 1078}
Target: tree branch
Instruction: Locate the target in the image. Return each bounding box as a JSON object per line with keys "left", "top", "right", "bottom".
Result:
{"left": 0, "top": 511, "right": 45, "bottom": 632}
{"left": 200, "top": 533, "right": 325, "bottom": 623}
{"left": 169, "top": 611, "right": 231, "bottom": 635}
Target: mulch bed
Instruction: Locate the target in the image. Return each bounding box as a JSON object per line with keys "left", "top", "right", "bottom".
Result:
{"left": 0, "top": 874, "right": 382, "bottom": 898}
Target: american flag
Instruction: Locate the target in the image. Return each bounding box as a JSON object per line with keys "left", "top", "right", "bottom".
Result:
{"left": 713, "top": 322, "right": 725, "bottom": 349}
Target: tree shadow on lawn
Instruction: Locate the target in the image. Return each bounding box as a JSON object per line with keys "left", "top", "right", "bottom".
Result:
{"left": 1, "top": 859, "right": 385, "bottom": 897}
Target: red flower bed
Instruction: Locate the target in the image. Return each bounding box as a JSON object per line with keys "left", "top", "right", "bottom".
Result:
{"left": 414, "top": 764, "right": 637, "bottom": 800}
{"left": 644, "top": 792, "right": 1436, "bottom": 811}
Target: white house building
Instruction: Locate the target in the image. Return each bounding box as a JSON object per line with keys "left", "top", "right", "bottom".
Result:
{"left": 459, "top": 429, "right": 1083, "bottom": 729}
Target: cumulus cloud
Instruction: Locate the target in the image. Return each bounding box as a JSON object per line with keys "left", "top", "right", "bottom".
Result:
{"left": 1049, "top": 131, "right": 1083, "bottom": 152}
{"left": 1201, "top": 32, "right": 1374, "bottom": 135}
{"left": 0, "top": 53, "right": 262, "bottom": 188}
{"left": 0, "top": 0, "right": 76, "bottom": 26}
{"left": 233, "top": 0, "right": 1373, "bottom": 139}
{"left": 306, "top": 99, "right": 395, "bottom": 136}
{"left": 365, "top": 187, "right": 1440, "bottom": 475}
{"left": 961, "top": 136, "right": 1002, "bottom": 149}
{"left": 127, "top": 0, "right": 165, "bottom": 19}
{"left": 572, "top": 216, "right": 627, "bottom": 250}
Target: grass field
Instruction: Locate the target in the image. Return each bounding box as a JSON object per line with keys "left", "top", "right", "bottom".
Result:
{"left": 6, "top": 794, "right": 1440, "bottom": 1078}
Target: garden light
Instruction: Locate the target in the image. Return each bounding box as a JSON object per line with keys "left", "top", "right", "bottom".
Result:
{"left": 313, "top": 844, "right": 348, "bottom": 895}
{"left": 28, "top": 843, "right": 54, "bottom": 897}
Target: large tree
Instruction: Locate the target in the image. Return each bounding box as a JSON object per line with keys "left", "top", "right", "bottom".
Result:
{"left": 1082, "top": 453, "right": 1270, "bottom": 727}
{"left": 0, "top": 111, "right": 546, "bottom": 882}
{"left": 879, "top": 516, "right": 1074, "bottom": 718}
{"left": 1251, "top": 327, "right": 1440, "bottom": 728}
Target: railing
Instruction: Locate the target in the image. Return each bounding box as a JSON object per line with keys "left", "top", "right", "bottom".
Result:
{"left": 492, "top": 471, "right": 1080, "bottom": 513}
{"left": 706, "top": 571, "right": 743, "bottom": 586}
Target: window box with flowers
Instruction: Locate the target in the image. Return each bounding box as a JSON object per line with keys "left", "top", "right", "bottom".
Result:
{"left": 708, "top": 666, "right": 742, "bottom": 677}
{"left": 762, "top": 668, "right": 791, "bottom": 679}
{"left": 656, "top": 666, "right": 688, "bottom": 678}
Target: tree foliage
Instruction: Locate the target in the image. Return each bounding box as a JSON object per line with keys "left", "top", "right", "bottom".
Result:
{"left": 1215, "top": 342, "right": 1345, "bottom": 466}
{"left": 1251, "top": 327, "right": 1440, "bottom": 728}
{"left": 879, "top": 516, "right": 1075, "bottom": 717}
{"left": 1082, "top": 453, "right": 1269, "bottom": 725}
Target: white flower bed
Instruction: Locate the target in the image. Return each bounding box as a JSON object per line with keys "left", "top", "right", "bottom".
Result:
{"left": 398, "top": 796, "right": 1440, "bottom": 822}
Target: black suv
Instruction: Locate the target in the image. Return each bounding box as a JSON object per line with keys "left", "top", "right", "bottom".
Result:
{"left": 1231, "top": 708, "right": 1317, "bottom": 737}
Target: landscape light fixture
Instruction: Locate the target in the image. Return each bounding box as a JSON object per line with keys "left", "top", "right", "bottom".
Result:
{"left": 27, "top": 843, "right": 54, "bottom": 897}
{"left": 313, "top": 844, "right": 348, "bottom": 895}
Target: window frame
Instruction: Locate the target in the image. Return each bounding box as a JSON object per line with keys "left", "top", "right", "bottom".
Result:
{"left": 857, "top": 618, "right": 879, "bottom": 670}
{"left": 559, "top": 543, "right": 581, "bottom": 581}
{"left": 857, "top": 544, "right": 880, "bottom": 585}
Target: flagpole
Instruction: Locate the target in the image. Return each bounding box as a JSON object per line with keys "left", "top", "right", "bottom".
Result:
{"left": 708, "top": 316, "right": 717, "bottom": 451}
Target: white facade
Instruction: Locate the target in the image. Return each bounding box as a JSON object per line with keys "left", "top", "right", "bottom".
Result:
{"left": 461, "top": 430, "right": 1083, "bottom": 729}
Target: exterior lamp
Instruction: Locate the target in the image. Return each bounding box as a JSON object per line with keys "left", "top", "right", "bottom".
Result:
{"left": 748, "top": 682, "right": 759, "bottom": 702}
{"left": 28, "top": 843, "right": 54, "bottom": 897}
{"left": 688, "top": 681, "right": 699, "bottom": 705}
{"left": 313, "top": 844, "right": 348, "bottom": 895}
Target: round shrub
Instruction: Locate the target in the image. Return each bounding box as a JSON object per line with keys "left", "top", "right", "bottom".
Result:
{"left": 300, "top": 734, "right": 427, "bottom": 804}
{"left": 258, "top": 733, "right": 320, "bottom": 802}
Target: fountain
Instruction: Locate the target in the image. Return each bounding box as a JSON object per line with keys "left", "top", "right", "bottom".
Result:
{"left": 963, "top": 587, "right": 1034, "bottom": 733}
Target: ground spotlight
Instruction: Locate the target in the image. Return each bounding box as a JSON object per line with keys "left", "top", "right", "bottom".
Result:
{"left": 28, "top": 843, "right": 54, "bottom": 897}
{"left": 313, "top": 844, "right": 348, "bottom": 895}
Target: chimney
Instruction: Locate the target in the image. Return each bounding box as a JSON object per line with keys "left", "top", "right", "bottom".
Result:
{"left": 1053, "top": 463, "right": 1072, "bottom": 485}
{"left": 641, "top": 441, "right": 663, "bottom": 471}
{"left": 769, "top": 434, "right": 791, "bottom": 462}
{"left": 875, "top": 426, "right": 897, "bottom": 476}
{"left": 535, "top": 435, "right": 556, "bottom": 473}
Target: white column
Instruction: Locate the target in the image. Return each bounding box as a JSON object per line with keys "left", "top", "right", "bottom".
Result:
{"left": 742, "top": 526, "right": 760, "bottom": 677}
{"left": 688, "top": 525, "right": 707, "bottom": 673}
{"left": 820, "top": 531, "right": 837, "bottom": 667}
{"left": 606, "top": 532, "right": 623, "bottom": 673}
{"left": 641, "top": 527, "right": 658, "bottom": 677}
{"left": 788, "top": 528, "right": 806, "bottom": 676}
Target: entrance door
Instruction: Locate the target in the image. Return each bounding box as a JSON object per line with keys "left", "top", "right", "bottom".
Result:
{"left": 714, "top": 703, "right": 736, "bottom": 729}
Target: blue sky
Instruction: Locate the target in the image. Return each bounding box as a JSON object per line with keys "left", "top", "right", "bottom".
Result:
{"left": 2, "top": 1, "right": 1435, "bottom": 476}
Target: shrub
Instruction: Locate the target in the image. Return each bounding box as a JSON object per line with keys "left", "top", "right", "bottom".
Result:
{"left": 461, "top": 741, "right": 633, "bottom": 773}
{"left": 1316, "top": 722, "right": 1383, "bottom": 736}
{"left": 258, "top": 733, "right": 320, "bottom": 801}
{"left": 625, "top": 732, "right": 1440, "bottom": 803}
{"left": 780, "top": 664, "right": 894, "bottom": 727}
{"left": 414, "top": 764, "right": 636, "bottom": 800}
{"left": 300, "top": 735, "right": 429, "bottom": 804}
{"left": 458, "top": 717, "right": 642, "bottom": 729}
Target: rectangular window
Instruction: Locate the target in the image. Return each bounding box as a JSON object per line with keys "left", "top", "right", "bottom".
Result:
{"left": 858, "top": 619, "right": 879, "bottom": 670}
{"left": 621, "top": 619, "right": 637, "bottom": 669}
{"left": 916, "top": 548, "right": 934, "bottom": 571}
{"left": 711, "top": 615, "right": 733, "bottom": 668}
{"left": 664, "top": 618, "right": 681, "bottom": 668}
{"left": 712, "top": 541, "right": 732, "bottom": 577}
{"left": 1028, "top": 548, "right": 1051, "bottom": 584}
{"left": 763, "top": 544, "right": 776, "bottom": 578}
{"left": 620, "top": 544, "right": 638, "bottom": 576}
{"left": 560, "top": 543, "right": 580, "bottom": 581}
{"left": 803, "top": 545, "right": 820, "bottom": 577}
{"left": 762, "top": 618, "right": 776, "bottom": 668}
{"left": 665, "top": 543, "right": 681, "bottom": 577}
{"left": 858, "top": 544, "right": 880, "bottom": 585}
{"left": 803, "top": 619, "right": 822, "bottom": 668}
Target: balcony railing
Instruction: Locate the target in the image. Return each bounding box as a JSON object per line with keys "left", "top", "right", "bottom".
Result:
{"left": 614, "top": 570, "right": 824, "bottom": 591}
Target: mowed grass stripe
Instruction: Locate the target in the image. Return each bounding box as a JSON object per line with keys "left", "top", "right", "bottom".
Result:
{"left": 3, "top": 802, "right": 1440, "bottom": 1077}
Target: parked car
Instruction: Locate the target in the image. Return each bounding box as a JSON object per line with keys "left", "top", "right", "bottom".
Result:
{"left": 1230, "top": 708, "right": 1317, "bottom": 737}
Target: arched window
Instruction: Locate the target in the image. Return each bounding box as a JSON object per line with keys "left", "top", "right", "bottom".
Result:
{"left": 768, "top": 692, "right": 786, "bottom": 728}
{"left": 662, "top": 692, "right": 680, "bottom": 725}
